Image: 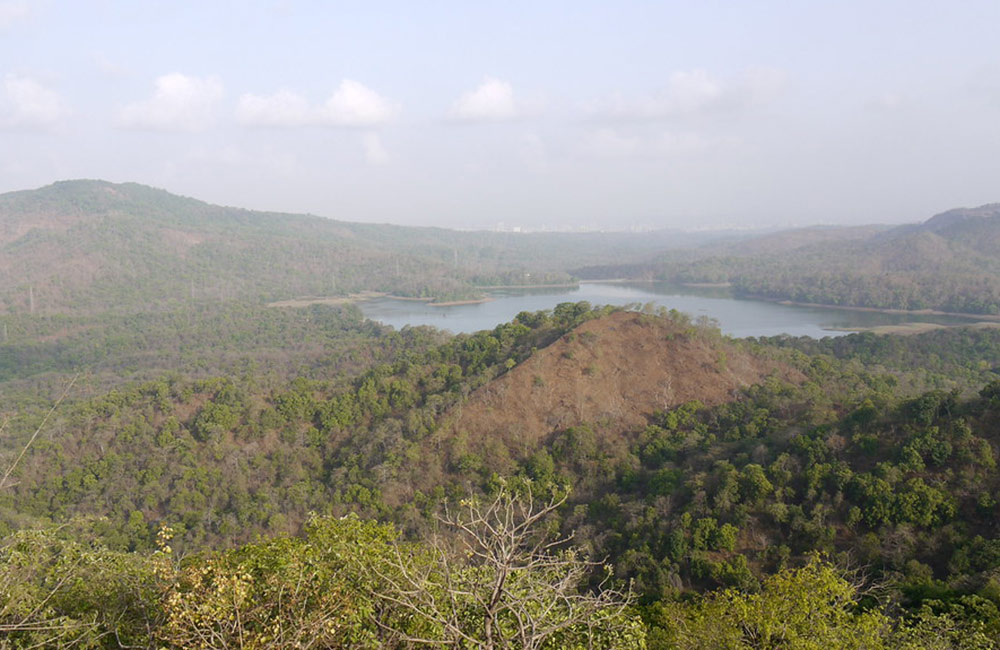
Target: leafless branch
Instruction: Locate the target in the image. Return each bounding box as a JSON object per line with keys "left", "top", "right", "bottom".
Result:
{"left": 1, "top": 372, "right": 80, "bottom": 491}
{"left": 368, "top": 482, "right": 636, "bottom": 649}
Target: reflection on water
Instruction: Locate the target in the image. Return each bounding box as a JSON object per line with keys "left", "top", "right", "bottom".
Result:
{"left": 358, "top": 282, "right": 978, "bottom": 339}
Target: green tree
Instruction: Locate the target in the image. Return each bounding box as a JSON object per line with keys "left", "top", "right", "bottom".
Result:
{"left": 649, "top": 557, "right": 889, "bottom": 649}
{"left": 158, "top": 517, "right": 393, "bottom": 649}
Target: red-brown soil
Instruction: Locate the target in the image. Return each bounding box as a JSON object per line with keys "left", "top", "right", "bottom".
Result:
{"left": 443, "top": 311, "right": 804, "bottom": 457}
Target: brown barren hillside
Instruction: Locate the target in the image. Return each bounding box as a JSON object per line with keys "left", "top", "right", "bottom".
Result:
{"left": 444, "top": 311, "right": 804, "bottom": 457}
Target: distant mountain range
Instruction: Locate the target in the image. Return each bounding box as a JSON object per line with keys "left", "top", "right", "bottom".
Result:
{"left": 908, "top": 203, "right": 1000, "bottom": 234}
{"left": 698, "top": 204, "right": 1000, "bottom": 314}
{"left": 0, "top": 180, "right": 704, "bottom": 315}
{"left": 3, "top": 179, "right": 998, "bottom": 316}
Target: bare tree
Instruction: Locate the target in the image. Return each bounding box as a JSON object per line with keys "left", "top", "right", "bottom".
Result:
{"left": 369, "top": 482, "right": 645, "bottom": 649}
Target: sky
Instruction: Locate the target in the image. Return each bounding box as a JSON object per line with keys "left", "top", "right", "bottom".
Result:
{"left": 1, "top": 1, "right": 999, "bottom": 231}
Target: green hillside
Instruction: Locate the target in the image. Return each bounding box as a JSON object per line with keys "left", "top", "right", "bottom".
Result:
{"left": 3, "top": 305, "right": 1000, "bottom": 647}
{"left": 576, "top": 204, "right": 1000, "bottom": 315}
{"left": 0, "top": 180, "right": 712, "bottom": 316}
{"left": 4, "top": 181, "right": 1000, "bottom": 647}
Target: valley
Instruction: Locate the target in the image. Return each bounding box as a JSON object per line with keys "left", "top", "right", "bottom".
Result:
{"left": 2, "top": 182, "right": 1000, "bottom": 647}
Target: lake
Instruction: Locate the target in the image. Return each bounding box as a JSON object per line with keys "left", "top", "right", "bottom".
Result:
{"left": 358, "top": 282, "right": 979, "bottom": 338}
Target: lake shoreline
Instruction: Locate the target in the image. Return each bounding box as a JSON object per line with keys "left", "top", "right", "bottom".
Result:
{"left": 476, "top": 283, "right": 579, "bottom": 290}
{"left": 826, "top": 322, "right": 1000, "bottom": 336}
{"left": 267, "top": 291, "right": 385, "bottom": 308}
{"left": 429, "top": 298, "right": 493, "bottom": 307}
{"left": 682, "top": 282, "right": 733, "bottom": 288}
{"left": 587, "top": 280, "right": 1000, "bottom": 322}
{"left": 356, "top": 282, "right": 992, "bottom": 338}
{"left": 744, "top": 295, "right": 1000, "bottom": 322}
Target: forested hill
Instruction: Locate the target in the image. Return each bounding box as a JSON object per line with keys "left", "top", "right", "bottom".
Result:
{"left": 575, "top": 202, "right": 1000, "bottom": 315}
{"left": 907, "top": 203, "right": 1000, "bottom": 234}
{"left": 724, "top": 203, "right": 1000, "bottom": 313}
{"left": 4, "top": 304, "right": 1000, "bottom": 646}
{"left": 6, "top": 182, "right": 1000, "bottom": 646}
{"left": 0, "top": 305, "right": 790, "bottom": 547}
{"left": 0, "top": 180, "right": 712, "bottom": 316}
{"left": 0, "top": 180, "right": 500, "bottom": 313}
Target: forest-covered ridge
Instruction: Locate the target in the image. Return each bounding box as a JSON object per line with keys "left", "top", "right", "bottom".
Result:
{"left": 1, "top": 304, "right": 998, "bottom": 558}
{"left": 3, "top": 304, "right": 1000, "bottom": 647}
{"left": 575, "top": 203, "right": 1000, "bottom": 316}
{"left": 5, "top": 177, "right": 1000, "bottom": 647}
{"left": 8, "top": 178, "right": 998, "bottom": 320}
{"left": 1, "top": 180, "right": 735, "bottom": 316}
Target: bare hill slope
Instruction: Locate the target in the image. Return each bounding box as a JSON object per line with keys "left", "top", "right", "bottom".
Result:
{"left": 442, "top": 311, "right": 804, "bottom": 458}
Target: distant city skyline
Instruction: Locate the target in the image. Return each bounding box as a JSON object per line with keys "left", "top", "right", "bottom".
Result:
{"left": 2, "top": 1, "right": 998, "bottom": 229}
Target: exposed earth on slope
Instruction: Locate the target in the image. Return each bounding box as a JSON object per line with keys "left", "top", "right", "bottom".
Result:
{"left": 442, "top": 311, "right": 805, "bottom": 459}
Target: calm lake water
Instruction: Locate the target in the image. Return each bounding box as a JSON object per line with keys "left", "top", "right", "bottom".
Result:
{"left": 358, "top": 282, "right": 978, "bottom": 339}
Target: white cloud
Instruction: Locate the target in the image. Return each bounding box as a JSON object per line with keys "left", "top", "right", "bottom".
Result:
{"left": 599, "top": 67, "right": 786, "bottom": 120}
{"left": 361, "top": 133, "right": 390, "bottom": 164}
{"left": 236, "top": 80, "right": 395, "bottom": 127}
{"left": 450, "top": 77, "right": 524, "bottom": 122}
{"left": 119, "top": 73, "right": 224, "bottom": 132}
{"left": 320, "top": 80, "right": 395, "bottom": 126}
{"left": 0, "top": 74, "right": 69, "bottom": 129}
{"left": 0, "top": 1, "right": 29, "bottom": 29}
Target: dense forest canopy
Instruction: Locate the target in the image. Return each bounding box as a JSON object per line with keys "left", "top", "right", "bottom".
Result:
{"left": 2, "top": 303, "right": 1000, "bottom": 647}
{"left": 2, "top": 181, "right": 1000, "bottom": 647}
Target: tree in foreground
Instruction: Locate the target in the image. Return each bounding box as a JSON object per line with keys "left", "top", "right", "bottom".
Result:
{"left": 646, "top": 555, "right": 999, "bottom": 650}
{"left": 157, "top": 517, "right": 392, "bottom": 649}
{"left": 369, "top": 482, "right": 646, "bottom": 650}
{"left": 3, "top": 516, "right": 999, "bottom": 648}
{"left": 0, "top": 526, "right": 159, "bottom": 649}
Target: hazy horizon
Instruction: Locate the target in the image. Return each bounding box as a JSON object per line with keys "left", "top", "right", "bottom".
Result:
{"left": 2, "top": 1, "right": 998, "bottom": 230}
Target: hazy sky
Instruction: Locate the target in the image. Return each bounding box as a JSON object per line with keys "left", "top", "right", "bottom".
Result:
{"left": 1, "top": 1, "right": 999, "bottom": 230}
